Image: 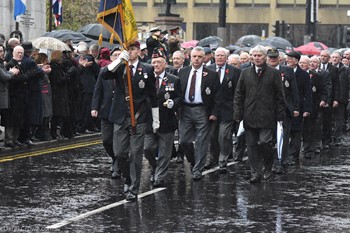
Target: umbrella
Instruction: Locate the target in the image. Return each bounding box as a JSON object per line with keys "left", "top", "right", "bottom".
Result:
{"left": 264, "top": 36, "right": 293, "bottom": 50}
{"left": 226, "top": 45, "right": 241, "bottom": 53}
{"left": 197, "top": 36, "right": 222, "bottom": 47}
{"left": 78, "top": 23, "right": 117, "bottom": 42}
{"left": 236, "top": 35, "right": 262, "bottom": 47}
{"left": 31, "top": 37, "right": 71, "bottom": 51}
{"left": 42, "top": 30, "right": 89, "bottom": 43}
{"left": 294, "top": 42, "right": 328, "bottom": 55}
{"left": 237, "top": 121, "right": 245, "bottom": 137}
{"left": 180, "top": 40, "right": 198, "bottom": 49}
{"left": 87, "top": 39, "right": 116, "bottom": 50}
{"left": 277, "top": 121, "right": 283, "bottom": 160}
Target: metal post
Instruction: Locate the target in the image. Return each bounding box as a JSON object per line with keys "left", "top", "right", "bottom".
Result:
{"left": 217, "top": 0, "right": 227, "bottom": 47}
{"left": 49, "top": 0, "right": 53, "bottom": 31}
{"left": 304, "top": 0, "right": 312, "bottom": 44}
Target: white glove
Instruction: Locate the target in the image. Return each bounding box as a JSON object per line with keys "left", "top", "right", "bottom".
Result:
{"left": 119, "top": 50, "right": 130, "bottom": 61}
{"left": 107, "top": 50, "right": 130, "bottom": 72}
{"left": 151, "top": 107, "right": 160, "bottom": 133}
{"left": 166, "top": 99, "right": 174, "bottom": 109}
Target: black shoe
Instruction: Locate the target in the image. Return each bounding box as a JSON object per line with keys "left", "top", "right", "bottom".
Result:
{"left": 275, "top": 166, "right": 284, "bottom": 175}
{"left": 192, "top": 173, "right": 202, "bottom": 181}
{"left": 153, "top": 180, "right": 165, "bottom": 188}
{"left": 315, "top": 149, "right": 321, "bottom": 154}
{"left": 5, "top": 142, "right": 15, "bottom": 148}
{"left": 204, "top": 163, "right": 213, "bottom": 169}
{"left": 13, "top": 140, "right": 25, "bottom": 147}
{"left": 263, "top": 171, "right": 273, "bottom": 180}
{"left": 234, "top": 157, "right": 243, "bottom": 162}
{"left": 126, "top": 191, "right": 137, "bottom": 201}
{"left": 249, "top": 175, "right": 262, "bottom": 184}
{"left": 219, "top": 167, "right": 227, "bottom": 174}
{"left": 323, "top": 144, "right": 329, "bottom": 149}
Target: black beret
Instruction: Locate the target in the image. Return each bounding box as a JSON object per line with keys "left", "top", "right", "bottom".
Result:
{"left": 267, "top": 48, "right": 279, "bottom": 57}
{"left": 22, "top": 41, "right": 33, "bottom": 51}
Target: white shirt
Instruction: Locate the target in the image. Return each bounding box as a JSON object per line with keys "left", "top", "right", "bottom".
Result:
{"left": 129, "top": 61, "right": 139, "bottom": 76}
{"left": 185, "top": 65, "right": 204, "bottom": 104}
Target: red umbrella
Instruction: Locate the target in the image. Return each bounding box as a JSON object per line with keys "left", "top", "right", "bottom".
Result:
{"left": 181, "top": 40, "right": 198, "bottom": 49}
{"left": 294, "top": 42, "right": 328, "bottom": 55}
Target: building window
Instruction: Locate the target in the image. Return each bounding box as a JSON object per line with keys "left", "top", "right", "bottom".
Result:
{"left": 320, "top": 0, "right": 350, "bottom": 6}
{"left": 277, "top": 0, "right": 306, "bottom": 5}
{"left": 235, "top": 0, "right": 270, "bottom": 7}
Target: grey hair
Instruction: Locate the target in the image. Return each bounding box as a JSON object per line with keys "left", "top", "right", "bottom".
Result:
{"left": 215, "top": 47, "right": 229, "bottom": 56}
{"left": 250, "top": 45, "right": 267, "bottom": 56}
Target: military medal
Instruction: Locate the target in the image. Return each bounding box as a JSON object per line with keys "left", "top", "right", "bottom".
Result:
{"left": 285, "top": 80, "right": 289, "bottom": 88}
{"left": 164, "top": 92, "right": 170, "bottom": 100}
{"left": 205, "top": 87, "right": 211, "bottom": 95}
{"left": 312, "top": 86, "right": 316, "bottom": 92}
{"left": 228, "top": 81, "right": 232, "bottom": 88}
{"left": 143, "top": 73, "right": 148, "bottom": 79}
{"left": 139, "top": 80, "right": 145, "bottom": 89}
{"left": 165, "top": 86, "right": 169, "bottom": 91}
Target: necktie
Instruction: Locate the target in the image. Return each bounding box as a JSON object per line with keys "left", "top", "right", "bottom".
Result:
{"left": 257, "top": 68, "right": 262, "bottom": 77}
{"left": 189, "top": 70, "right": 197, "bottom": 102}
{"left": 218, "top": 66, "right": 222, "bottom": 83}
{"left": 155, "top": 76, "right": 160, "bottom": 92}
{"left": 322, "top": 64, "right": 326, "bottom": 70}
{"left": 129, "top": 65, "right": 134, "bottom": 78}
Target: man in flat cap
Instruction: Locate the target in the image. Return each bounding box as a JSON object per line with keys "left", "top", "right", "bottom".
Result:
{"left": 146, "top": 27, "right": 167, "bottom": 62}
{"left": 285, "top": 51, "right": 312, "bottom": 165}
{"left": 144, "top": 48, "right": 182, "bottom": 188}
{"left": 267, "top": 48, "right": 299, "bottom": 174}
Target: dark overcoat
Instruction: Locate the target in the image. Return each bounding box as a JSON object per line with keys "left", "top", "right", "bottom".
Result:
{"left": 234, "top": 63, "right": 285, "bottom": 129}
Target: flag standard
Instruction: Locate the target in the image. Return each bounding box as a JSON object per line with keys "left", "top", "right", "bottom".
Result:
{"left": 52, "top": 0, "right": 63, "bottom": 26}
{"left": 97, "top": 0, "right": 138, "bottom": 132}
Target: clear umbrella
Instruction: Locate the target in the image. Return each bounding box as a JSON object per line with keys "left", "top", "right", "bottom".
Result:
{"left": 31, "top": 37, "right": 71, "bottom": 51}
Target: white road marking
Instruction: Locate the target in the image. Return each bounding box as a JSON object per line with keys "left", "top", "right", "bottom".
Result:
{"left": 46, "top": 157, "right": 247, "bottom": 229}
{"left": 46, "top": 188, "right": 166, "bottom": 229}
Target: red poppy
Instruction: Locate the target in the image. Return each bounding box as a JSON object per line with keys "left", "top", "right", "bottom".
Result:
{"left": 225, "top": 69, "right": 229, "bottom": 74}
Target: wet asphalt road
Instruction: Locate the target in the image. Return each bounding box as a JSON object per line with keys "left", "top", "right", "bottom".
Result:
{"left": 0, "top": 139, "right": 349, "bottom": 233}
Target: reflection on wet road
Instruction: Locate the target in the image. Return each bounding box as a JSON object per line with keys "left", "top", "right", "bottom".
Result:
{"left": 0, "top": 143, "right": 349, "bottom": 232}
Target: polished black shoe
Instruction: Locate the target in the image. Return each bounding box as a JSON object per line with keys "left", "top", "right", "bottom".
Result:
{"left": 13, "top": 140, "right": 25, "bottom": 147}
{"left": 315, "top": 149, "right": 321, "bottom": 154}
{"left": 153, "top": 180, "right": 165, "bottom": 188}
{"left": 234, "top": 157, "right": 243, "bottom": 162}
{"left": 249, "top": 175, "right": 262, "bottom": 184}
{"left": 126, "top": 191, "right": 137, "bottom": 201}
{"left": 192, "top": 173, "right": 202, "bottom": 181}
{"left": 218, "top": 167, "right": 228, "bottom": 174}
{"left": 263, "top": 171, "right": 273, "bottom": 180}
{"left": 304, "top": 152, "right": 313, "bottom": 159}
{"left": 323, "top": 144, "right": 329, "bottom": 149}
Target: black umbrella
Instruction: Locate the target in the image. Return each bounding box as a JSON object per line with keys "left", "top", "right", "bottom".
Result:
{"left": 42, "top": 30, "right": 89, "bottom": 43}
{"left": 226, "top": 45, "right": 241, "bottom": 53}
{"left": 264, "top": 36, "right": 293, "bottom": 50}
{"left": 197, "top": 36, "right": 222, "bottom": 47}
{"left": 87, "top": 39, "right": 116, "bottom": 50}
{"left": 235, "top": 35, "right": 262, "bottom": 47}
{"left": 78, "top": 23, "right": 117, "bottom": 43}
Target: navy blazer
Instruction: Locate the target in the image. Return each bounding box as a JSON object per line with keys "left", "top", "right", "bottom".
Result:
{"left": 279, "top": 65, "right": 299, "bottom": 118}
{"left": 103, "top": 61, "right": 158, "bottom": 125}
{"left": 156, "top": 72, "right": 182, "bottom": 133}
{"left": 178, "top": 65, "right": 221, "bottom": 117}
{"left": 91, "top": 67, "right": 114, "bottom": 120}
{"left": 207, "top": 63, "right": 241, "bottom": 122}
